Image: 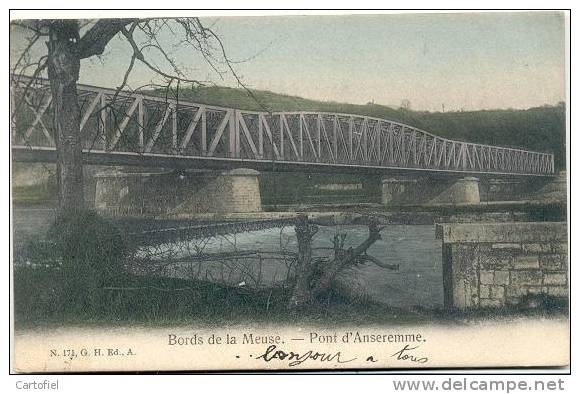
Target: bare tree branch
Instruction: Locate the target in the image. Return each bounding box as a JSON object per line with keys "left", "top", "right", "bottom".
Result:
{"left": 119, "top": 23, "right": 204, "bottom": 87}
{"left": 78, "top": 18, "right": 137, "bottom": 59}
{"left": 359, "top": 254, "right": 399, "bottom": 270}
{"left": 202, "top": 24, "right": 271, "bottom": 112}
{"left": 11, "top": 20, "right": 49, "bottom": 36}
{"left": 11, "top": 32, "right": 41, "bottom": 83}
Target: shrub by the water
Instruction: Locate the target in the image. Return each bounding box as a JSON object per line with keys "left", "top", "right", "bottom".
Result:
{"left": 15, "top": 209, "right": 127, "bottom": 318}
{"left": 48, "top": 209, "right": 127, "bottom": 312}
{"left": 48, "top": 209, "right": 126, "bottom": 279}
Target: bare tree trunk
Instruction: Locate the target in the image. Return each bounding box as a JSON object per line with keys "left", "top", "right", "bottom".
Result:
{"left": 288, "top": 216, "right": 318, "bottom": 308}
{"left": 47, "top": 20, "right": 84, "bottom": 213}
{"left": 312, "top": 222, "right": 382, "bottom": 297}
{"left": 288, "top": 218, "right": 385, "bottom": 309}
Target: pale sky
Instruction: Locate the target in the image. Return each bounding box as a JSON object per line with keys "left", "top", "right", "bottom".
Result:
{"left": 11, "top": 12, "right": 566, "bottom": 111}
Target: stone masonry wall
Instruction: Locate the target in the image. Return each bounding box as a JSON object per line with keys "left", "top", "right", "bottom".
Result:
{"left": 436, "top": 222, "right": 568, "bottom": 310}
{"left": 176, "top": 168, "right": 262, "bottom": 213}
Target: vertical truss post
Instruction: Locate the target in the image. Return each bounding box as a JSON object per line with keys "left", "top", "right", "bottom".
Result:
{"left": 258, "top": 113, "right": 263, "bottom": 159}
{"left": 280, "top": 114, "right": 284, "bottom": 160}
{"left": 317, "top": 114, "right": 321, "bottom": 159}
{"left": 201, "top": 109, "right": 207, "bottom": 156}
{"left": 171, "top": 103, "right": 177, "bottom": 152}
{"left": 100, "top": 94, "right": 108, "bottom": 150}
{"left": 412, "top": 130, "right": 417, "bottom": 166}
{"left": 363, "top": 118, "right": 368, "bottom": 163}
{"left": 388, "top": 125, "right": 394, "bottom": 165}
{"left": 400, "top": 128, "right": 406, "bottom": 166}
{"left": 348, "top": 117, "right": 354, "bottom": 162}
{"left": 138, "top": 98, "right": 144, "bottom": 152}
{"left": 376, "top": 122, "right": 381, "bottom": 164}
{"left": 299, "top": 113, "right": 304, "bottom": 159}
{"left": 235, "top": 110, "right": 241, "bottom": 158}
{"left": 332, "top": 115, "right": 338, "bottom": 161}
{"left": 228, "top": 110, "right": 236, "bottom": 158}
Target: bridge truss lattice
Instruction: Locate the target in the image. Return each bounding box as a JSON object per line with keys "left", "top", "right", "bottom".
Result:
{"left": 11, "top": 77, "right": 554, "bottom": 176}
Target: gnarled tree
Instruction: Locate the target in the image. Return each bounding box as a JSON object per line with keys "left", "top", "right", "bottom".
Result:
{"left": 289, "top": 215, "right": 399, "bottom": 309}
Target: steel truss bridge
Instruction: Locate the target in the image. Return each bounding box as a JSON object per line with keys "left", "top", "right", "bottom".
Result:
{"left": 11, "top": 77, "right": 555, "bottom": 176}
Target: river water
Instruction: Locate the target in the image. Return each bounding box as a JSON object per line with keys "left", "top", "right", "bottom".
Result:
{"left": 132, "top": 224, "right": 443, "bottom": 309}
{"left": 13, "top": 209, "right": 443, "bottom": 309}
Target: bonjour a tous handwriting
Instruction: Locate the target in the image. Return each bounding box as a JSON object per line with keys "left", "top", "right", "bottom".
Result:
{"left": 256, "top": 344, "right": 356, "bottom": 367}
{"left": 255, "top": 343, "right": 428, "bottom": 366}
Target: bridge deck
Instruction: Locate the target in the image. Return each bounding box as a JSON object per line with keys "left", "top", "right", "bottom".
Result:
{"left": 11, "top": 76, "right": 554, "bottom": 176}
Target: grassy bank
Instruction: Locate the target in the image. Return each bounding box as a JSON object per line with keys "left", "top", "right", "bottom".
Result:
{"left": 12, "top": 185, "right": 57, "bottom": 207}
{"left": 13, "top": 266, "right": 429, "bottom": 329}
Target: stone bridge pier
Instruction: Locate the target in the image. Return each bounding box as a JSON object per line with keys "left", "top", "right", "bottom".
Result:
{"left": 380, "top": 173, "right": 560, "bottom": 206}
{"left": 381, "top": 175, "right": 481, "bottom": 205}
{"left": 175, "top": 168, "right": 262, "bottom": 214}
{"left": 93, "top": 168, "right": 262, "bottom": 215}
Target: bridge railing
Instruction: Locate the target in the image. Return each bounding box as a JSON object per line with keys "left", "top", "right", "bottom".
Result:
{"left": 10, "top": 76, "right": 555, "bottom": 175}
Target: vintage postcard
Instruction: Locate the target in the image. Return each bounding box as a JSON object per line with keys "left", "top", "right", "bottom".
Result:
{"left": 9, "top": 10, "right": 569, "bottom": 373}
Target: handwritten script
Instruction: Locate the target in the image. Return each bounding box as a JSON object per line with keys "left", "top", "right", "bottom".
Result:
{"left": 256, "top": 345, "right": 357, "bottom": 367}
{"left": 391, "top": 344, "right": 429, "bottom": 364}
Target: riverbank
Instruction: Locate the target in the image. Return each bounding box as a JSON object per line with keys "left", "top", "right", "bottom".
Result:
{"left": 13, "top": 266, "right": 433, "bottom": 330}
{"left": 13, "top": 264, "right": 568, "bottom": 331}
